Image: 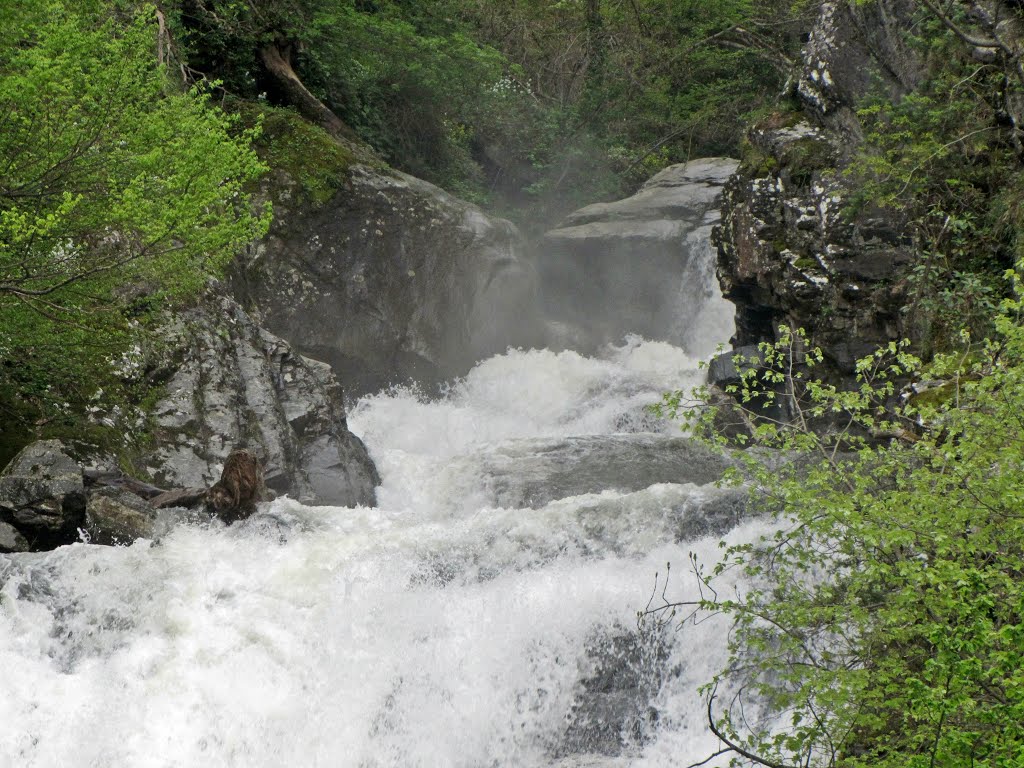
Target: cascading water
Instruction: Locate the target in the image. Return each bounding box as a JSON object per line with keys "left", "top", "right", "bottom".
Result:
{"left": 0, "top": 162, "right": 772, "bottom": 767}
{"left": 0, "top": 338, "right": 774, "bottom": 768}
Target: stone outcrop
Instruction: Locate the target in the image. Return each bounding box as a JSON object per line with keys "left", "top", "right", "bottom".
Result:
{"left": 714, "top": 0, "right": 925, "bottom": 376}
{"left": 0, "top": 440, "right": 86, "bottom": 550}
{"left": 141, "top": 292, "right": 379, "bottom": 506}
{"left": 85, "top": 487, "right": 159, "bottom": 546}
{"left": 230, "top": 166, "right": 543, "bottom": 395}
{"left": 541, "top": 158, "right": 738, "bottom": 357}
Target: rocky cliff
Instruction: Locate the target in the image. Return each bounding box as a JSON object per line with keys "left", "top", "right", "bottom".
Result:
{"left": 231, "top": 163, "right": 543, "bottom": 396}
{"left": 542, "top": 158, "right": 737, "bottom": 357}
{"left": 714, "top": 0, "right": 925, "bottom": 374}
{"left": 138, "top": 292, "right": 379, "bottom": 506}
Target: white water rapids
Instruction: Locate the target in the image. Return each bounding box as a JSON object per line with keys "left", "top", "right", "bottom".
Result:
{"left": 0, "top": 334, "right": 776, "bottom": 768}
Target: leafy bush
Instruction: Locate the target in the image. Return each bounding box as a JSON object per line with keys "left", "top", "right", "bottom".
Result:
{"left": 649, "top": 298, "right": 1024, "bottom": 766}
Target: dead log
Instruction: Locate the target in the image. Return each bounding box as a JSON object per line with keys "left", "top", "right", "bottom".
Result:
{"left": 258, "top": 43, "right": 356, "bottom": 141}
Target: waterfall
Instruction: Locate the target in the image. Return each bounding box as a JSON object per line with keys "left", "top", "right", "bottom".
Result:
{"left": 0, "top": 163, "right": 764, "bottom": 768}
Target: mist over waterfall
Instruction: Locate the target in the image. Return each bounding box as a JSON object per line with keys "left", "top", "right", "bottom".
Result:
{"left": 0, "top": 160, "right": 762, "bottom": 768}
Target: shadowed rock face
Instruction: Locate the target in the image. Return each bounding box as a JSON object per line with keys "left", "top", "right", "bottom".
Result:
{"left": 715, "top": 0, "right": 924, "bottom": 377}
{"left": 231, "top": 166, "right": 544, "bottom": 396}
{"left": 540, "top": 158, "right": 738, "bottom": 357}
{"left": 0, "top": 440, "right": 85, "bottom": 550}
{"left": 143, "top": 293, "right": 378, "bottom": 507}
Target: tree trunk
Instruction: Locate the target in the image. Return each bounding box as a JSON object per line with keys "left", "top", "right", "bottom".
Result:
{"left": 258, "top": 43, "right": 356, "bottom": 141}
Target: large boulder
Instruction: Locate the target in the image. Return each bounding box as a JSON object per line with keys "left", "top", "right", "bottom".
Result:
{"left": 140, "top": 292, "right": 379, "bottom": 506}
{"left": 715, "top": 119, "right": 914, "bottom": 373}
{"left": 85, "top": 487, "right": 159, "bottom": 546}
{"left": 540, "top": 158, "right": 738, "bottom": 357}
{"left": 0, "top": 522, "right": 30, "bottom": 553}
{"left": 230, "top": 166, "right": 544, "bottom": 395}
{"left": 0, "top": 440, "right": 86, "bottom": 550}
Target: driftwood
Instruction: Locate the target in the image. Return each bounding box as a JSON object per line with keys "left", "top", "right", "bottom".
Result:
{"left": 82, "top": 449, "right": 269, "bottom": 522}
{"left": 206, "top": 449, "right": 267, "bottom": 522}
{"left": 149, "top": 487, "right": 209, "bottom": 510}
{"left": 83, "top": 468, "right": 166, "bottom": 500}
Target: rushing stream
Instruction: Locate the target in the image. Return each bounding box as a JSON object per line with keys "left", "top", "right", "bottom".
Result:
{"left": 0, "top": 335, "right": 776, "bottom": 768}
{"left": 0, "top": 168, "right": 774, "bottom": 766}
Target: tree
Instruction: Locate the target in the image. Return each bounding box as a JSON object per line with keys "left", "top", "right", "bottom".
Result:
{"left": 0, "top": 0, "right": 268, "bottom": 447}
{"left": 647, "top": 308, "right": 1024, "bottom": 766}
{"left": 167, "top": 0, "right": 506, "bottom": 193}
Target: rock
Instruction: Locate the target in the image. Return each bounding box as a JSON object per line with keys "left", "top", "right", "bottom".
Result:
{"left": 140, "top": 292, "right": 379, "bottom": 506}
{"left": 554, "top": 627, "right": 669, "bottom": 758}
{"left": 541, "top": 158, "right": 738, "bottom": 357}
{"left": 473, "top": 435, "right": 738, "bottom": 510}
{"left": 0, "top": 440, "right": 86, "bottom": 550}
{"left": 797, "top": 0, "right": 921, "bottom": 139}
{"left": 707, "top": 345, "right": 763, "bottom": 388}
{"left": 714, "top": 1, "right": 926, "bottom": 382}
{"left": 85, "top": 487, "right": 159, "bottom": 545}
{"left": 0, "top": 521, "right": 29, "bottom": 553}
{"left": 230, "top": 166, "right": 544, "bottom": 395}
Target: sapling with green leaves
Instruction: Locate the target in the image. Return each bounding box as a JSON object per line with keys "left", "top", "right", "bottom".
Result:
{"left": 647, "top": 304, "right": 1024, "bottom": 767}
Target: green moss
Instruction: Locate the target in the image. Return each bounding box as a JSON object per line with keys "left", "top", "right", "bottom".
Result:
{"left": 738, "top": 139, "right": 778, "bottom": 177}
{"left": 793, "top": 257, "right": 818, "bottom": 270}
{"left": 232, "top": 101, "right": 363, "bottom": 206}
{"left": 907, "top": 381, "right": 956, "bottom": 412}
{"left": 781, "top": 135, "right": 835, "bottom": 186}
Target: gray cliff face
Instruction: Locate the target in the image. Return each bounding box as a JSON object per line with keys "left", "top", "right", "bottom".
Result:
{"left": 715, "top": 0, "right": 924, "bottom": 374}
{"left": 541, "top": 158, "right": 738, "bottom": 357}
{"left": 231, "top": 166, "right": 543, "bottom": 396}
{"left": 143, "top": 293, "right": 378, "bottom": 506}
{"left": 798, "top": 0, "right": 921, "bottom": 140}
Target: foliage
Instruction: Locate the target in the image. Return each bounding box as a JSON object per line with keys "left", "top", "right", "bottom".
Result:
{"left": 848, "top": 2, "right": 1024, "bottom": 353}
{"left": 0, "top": 0, "right": 268, "bottom": 454}
{"left": 452, "top": 0, "right": 812, "bottom": 227}
{"left": 168, "top": 0, "right": 812, "bottom": 227}
{"left": 170, "top": 0, "right": 507, "bottom": 198}
{"left": 647, "top": 302, "right": 1024, "bottom": 766}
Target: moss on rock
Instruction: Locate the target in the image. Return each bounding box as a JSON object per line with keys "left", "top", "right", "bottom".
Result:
{"left": 232, "top": 101, "right": 372, "bottom": 206}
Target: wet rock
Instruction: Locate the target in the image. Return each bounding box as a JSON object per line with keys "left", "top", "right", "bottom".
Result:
{"left": 554, "top": 628, "right": 670, "bottom": 758}
{"left": 0, "top": 440, "right": 86, "bottom": 550}
{"left": 0, "top": 521, "right": 29, "bottom": 553}
{"left": 541, "top": 158, "right": 738, "bottom": 357}
{"left": 231, "top": 166, "right": 543, "bottom": 395}
{"left": 479, "top": 436, "right": 737, "bottom": 509}
{"left": 140, "top": 292, "right": 379, "bottom": 506}
{"left": 85, "top": 487, "right": 159, "bottom": 546}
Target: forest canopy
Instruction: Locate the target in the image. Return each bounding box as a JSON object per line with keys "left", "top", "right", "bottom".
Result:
{"left": 163, "top": 0, "right": 807, "bottom": 219}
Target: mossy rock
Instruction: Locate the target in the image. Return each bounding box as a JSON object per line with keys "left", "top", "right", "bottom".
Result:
{"left": 780, "top": 135, "right": 837, "bottom": 186}
{"left": 739, "top": 139, "right": 779, "bottom": 178}
{"left": 231, "top": 101, "right": 369, "bottom": 206}
{"left": 906, "top": 381, "right": 957, "bottom": 415}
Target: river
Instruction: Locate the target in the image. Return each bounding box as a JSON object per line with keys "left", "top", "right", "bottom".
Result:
{"left": 0, "top": 332, "right": 778, "bottom": 767}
